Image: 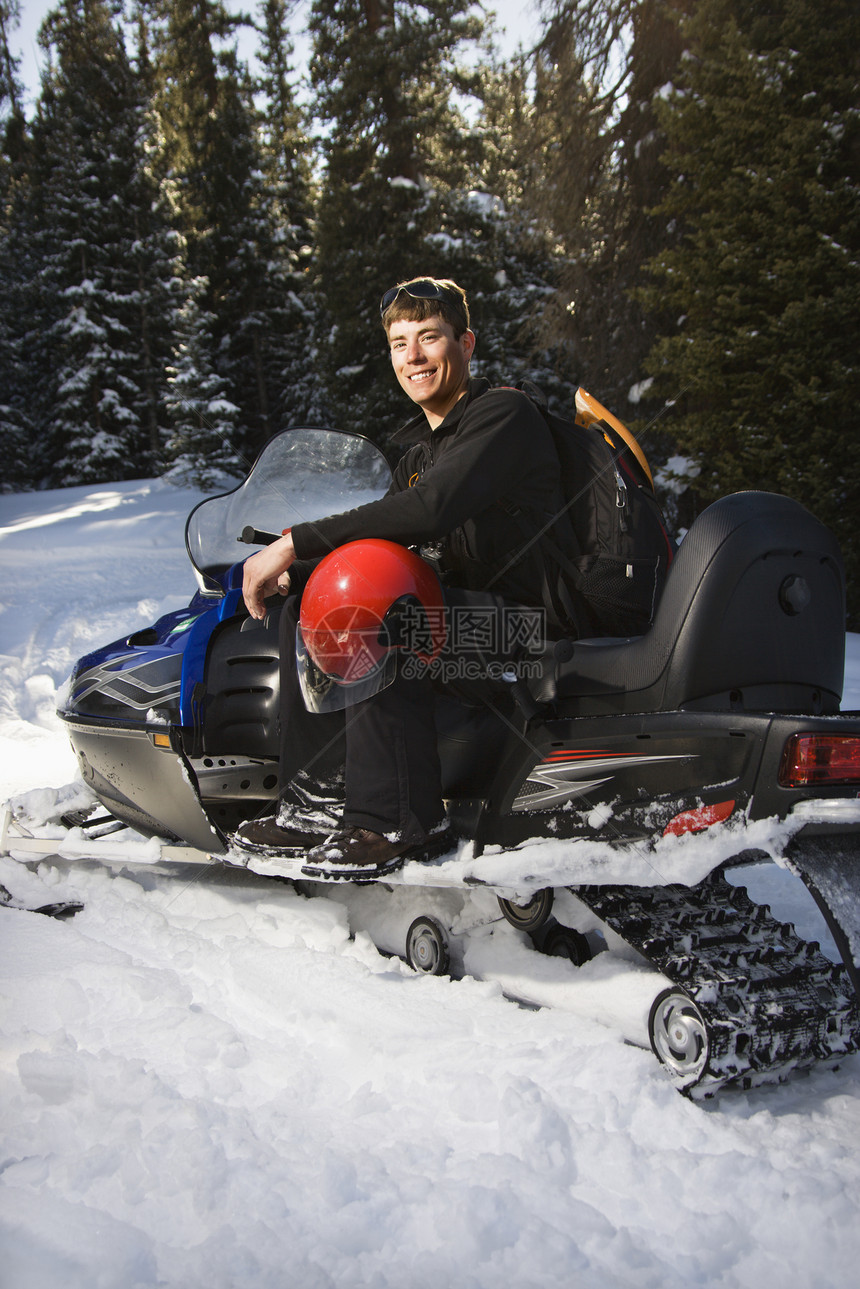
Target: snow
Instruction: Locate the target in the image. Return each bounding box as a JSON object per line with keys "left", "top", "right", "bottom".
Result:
{"left": 627, "top": 376, "right": 654, "bottom": 404}
{"left": 465, "top": 191, "right": 505, "bottom": 217}
{"left": 655, "top": 454, "right": 702, "bottom": 495}
{"left": 2, "top": 479, "right": 860, "bottom": 1288}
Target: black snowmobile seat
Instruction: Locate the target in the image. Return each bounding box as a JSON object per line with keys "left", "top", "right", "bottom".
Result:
{"left": 532, "top": 491, "right": 845, "bottom": 717}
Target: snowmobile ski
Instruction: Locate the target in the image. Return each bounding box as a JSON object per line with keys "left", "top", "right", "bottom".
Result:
{"left": 0, "top": 882, "right": 83, "bottom": 920}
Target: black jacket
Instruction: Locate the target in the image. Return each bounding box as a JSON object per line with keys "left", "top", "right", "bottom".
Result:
{"left": 290, "top": 378, "right": 561, "bottom": 606}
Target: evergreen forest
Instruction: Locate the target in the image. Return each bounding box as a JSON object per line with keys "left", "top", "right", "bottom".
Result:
{"left": 2, "top": 0, "right": 858, "bottom": 622}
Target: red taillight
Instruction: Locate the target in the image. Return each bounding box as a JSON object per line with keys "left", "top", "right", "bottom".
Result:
{"left": 779, "top": 734, "right": 860, "bottom": 788}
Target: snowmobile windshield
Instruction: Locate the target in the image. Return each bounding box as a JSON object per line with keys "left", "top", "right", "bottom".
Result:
{"left": 185, "top": 428, "right": 392, "bottom": 596}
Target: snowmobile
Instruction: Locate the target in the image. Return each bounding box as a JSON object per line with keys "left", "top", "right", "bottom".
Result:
{"left": 4, "top": 422, "right": 860, "bottom": 1096}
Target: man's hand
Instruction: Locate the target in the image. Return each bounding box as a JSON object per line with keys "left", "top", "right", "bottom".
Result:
{"left": 242, "top": 532, "right": 296, "bottom": 620}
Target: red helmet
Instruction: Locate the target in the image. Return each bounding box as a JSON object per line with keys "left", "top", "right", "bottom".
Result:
{"left": 297, "top": 540, "right": 446, "bottom": 712}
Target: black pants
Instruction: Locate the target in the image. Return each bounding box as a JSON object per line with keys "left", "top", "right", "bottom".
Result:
{"left": 276, "top": 597, "right": 443, "bottom": 843}
{"left": 276, "top": 589, "right": 534, "bottom": 843}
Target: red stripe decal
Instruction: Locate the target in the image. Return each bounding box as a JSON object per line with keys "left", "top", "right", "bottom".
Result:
{"left": 663, "top": 800, "right": 736, "bottom": 837}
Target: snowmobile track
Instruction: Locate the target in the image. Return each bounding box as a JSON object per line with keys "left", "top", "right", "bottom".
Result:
{"left": 578, "top": 871, "right": 860, "bottom": 1095}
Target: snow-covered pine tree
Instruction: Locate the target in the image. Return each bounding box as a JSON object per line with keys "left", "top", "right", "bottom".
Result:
{"left": 147, "top": 0, "right": 279, "bottom": 464}
{"left": 521, "top": 0, "right": 688, "bottom": 424}
{"left": 0, "top": 0, "right": 37, "bottom": 488}
{"left": 227, "top": 0, "right": 319, "bottom": 455}
{"left": 127, "top": 0, "right": 191, "bottom": 472}
{"left": 28, "top": 0, "right": 168, "bottom": 484}
{"left": 164, "top": 271, "right": 243, "bottom": 487}
{"left": 307, "top": 0, "right": 487, "bottom": 441}
{"left": 461, "top": 53, "right": 577, "bottom": 409}
{"left": 640, "top": 0, "right": 860, "bottom": 623}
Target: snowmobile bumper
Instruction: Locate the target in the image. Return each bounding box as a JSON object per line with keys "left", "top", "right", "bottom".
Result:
{"left": 787, "top": 798, "right": 860, "bottom": 830}
{"left": 59, "top": 715, "right": 227, "bottom": 854}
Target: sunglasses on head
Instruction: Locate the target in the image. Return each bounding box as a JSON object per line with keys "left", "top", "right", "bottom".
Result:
{"left": 379, "top": 278, "right": 450, "bottom": 316}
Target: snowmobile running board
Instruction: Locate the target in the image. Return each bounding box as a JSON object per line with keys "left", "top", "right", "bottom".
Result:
{"left": 5, "top": 798, "right": 860, "bottom": 882}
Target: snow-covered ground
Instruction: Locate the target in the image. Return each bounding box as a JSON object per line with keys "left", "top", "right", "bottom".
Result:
{"left": 2, "top": 479, "right": 860, "bottom": 1289}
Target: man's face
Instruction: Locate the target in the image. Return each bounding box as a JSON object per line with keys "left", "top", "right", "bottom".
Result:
{"left": 387, "top": 315, "right": 476, "bottom": 427}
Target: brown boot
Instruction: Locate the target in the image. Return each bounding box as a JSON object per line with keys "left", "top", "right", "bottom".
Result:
{"left": 233, "top": 815, "right": 328, "bottom": 855}
{"left": 306, "top": 827, "right": 408, "bottom": 870}
{"left": 304, "top": 826, "right": 454, "bottom": 877}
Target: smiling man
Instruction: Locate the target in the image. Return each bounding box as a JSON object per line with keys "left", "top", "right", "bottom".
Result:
{"left": 386, "top": 297, "right": 476, "bottom": 426}
{"left": 237, "top": 276, "right": 561, "bottom": 871}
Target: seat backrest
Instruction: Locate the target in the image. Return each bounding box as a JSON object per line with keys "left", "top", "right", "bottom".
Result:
{"left": 550, "top": 491, "right": 845, "bottom": 714}
{"left": 658, "top": 491, "right": 844, "bottom": 710}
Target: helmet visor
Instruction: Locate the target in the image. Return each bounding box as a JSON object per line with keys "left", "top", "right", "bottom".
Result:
{"left": 296, "top": 624, "right": 398, "bottom": 713}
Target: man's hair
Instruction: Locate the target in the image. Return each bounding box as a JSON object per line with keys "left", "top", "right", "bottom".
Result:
{"left": 381, "top": 278, "right": 470, "bottom": 339}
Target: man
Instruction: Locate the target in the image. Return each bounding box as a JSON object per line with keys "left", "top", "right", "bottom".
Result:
{"left": 237, "top": 277, "right": 561, "bottom": 871}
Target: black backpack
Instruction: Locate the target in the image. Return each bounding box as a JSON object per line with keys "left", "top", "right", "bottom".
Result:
{"left": 512, "top": 382, "right": 675, "bottom": 639}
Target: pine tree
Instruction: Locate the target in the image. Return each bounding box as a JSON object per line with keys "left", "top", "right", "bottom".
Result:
{"left": 520, "top": 1, "right": 688, "bottom": 422}
{"left": 228, "top": 0, "right": 318, "bottom": 452}
{"left": 464, "top": 50, "right": 586, "bottom": 408}
{"left": 127, "top": 0, "right": 188, "bottom": 470}
{"left": 0, "top": 0, "right": 36, "bottom": 487}
{"left": 164, "top": 271, "right": 242, "bottom": 486}
{"left": 307, "top": 0, "right": 487, "bottom": 439}
{"left": 147, "top": 0, "right": 315, "bottom": 463}
{"left": 640, "top": 0, "right": 860, "bottom": 622}
{"left": 0, "top": 0, "right": 25, "bottom": 162}
{"left": 444, "top": 182, "right": 569, "bottom": 399}
{"left": 25, "top": 0, "right": 171, "bottom": 483}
